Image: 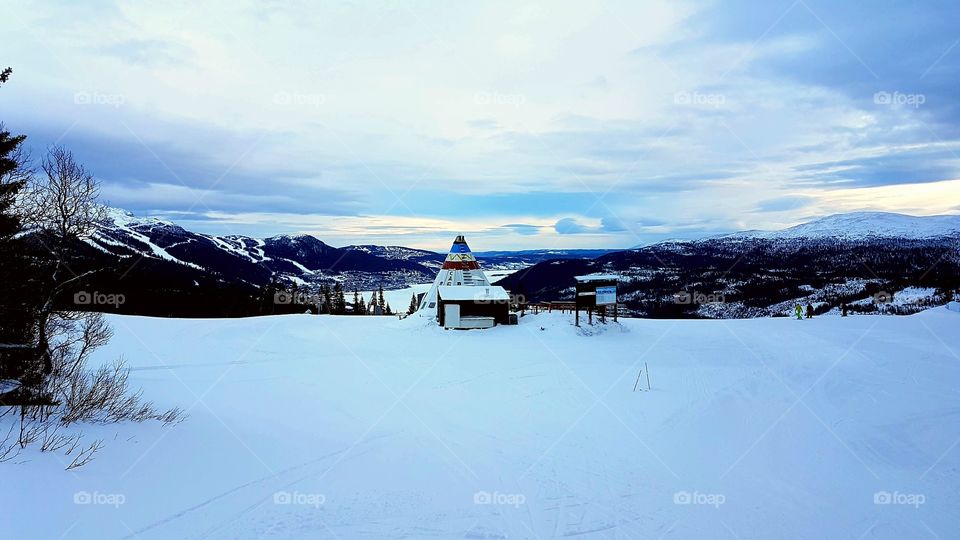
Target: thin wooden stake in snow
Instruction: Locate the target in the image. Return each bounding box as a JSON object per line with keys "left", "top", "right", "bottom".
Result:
{"left": 645, "top": 362, "right": 651, "bottom": 391}
{"left": 633, "top": 369, "right": 643, "bottom": 392}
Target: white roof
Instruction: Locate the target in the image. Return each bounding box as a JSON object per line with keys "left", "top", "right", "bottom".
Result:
{"left": 574, "top": 274, "right": 619, "bottom": 282}
{"left": 438, "top": 285, "right": 510, "bottom": 301}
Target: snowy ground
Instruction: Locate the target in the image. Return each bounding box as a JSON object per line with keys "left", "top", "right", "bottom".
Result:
{"left": 4, "top": 308, "right": 960, "bottom": 539}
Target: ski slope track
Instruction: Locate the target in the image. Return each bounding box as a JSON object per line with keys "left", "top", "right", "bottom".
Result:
{"left": 4, "top": 308, "right": 960, "bottom": 539}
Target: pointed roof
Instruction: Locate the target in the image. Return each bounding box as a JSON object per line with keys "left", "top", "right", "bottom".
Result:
{"left": 417, "top": 235, "right": 492, "bottom": 316}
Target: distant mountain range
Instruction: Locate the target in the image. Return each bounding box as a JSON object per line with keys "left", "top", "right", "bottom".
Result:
{"left": 496, "top": 212, "right": 960, "bottom": 318}
{"left": 82, "top": 208, "right": 617, "bottom": 289}
{"left": 34, "top": 208, "right": 960, "bottom": 318}
{"left": 84, "top": 208, "right": 433, "bottom": 290}
{"left": 35, "top": 208, "right": 618, "bottom": 316}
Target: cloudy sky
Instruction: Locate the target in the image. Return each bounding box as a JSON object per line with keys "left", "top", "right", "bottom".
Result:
{"left": 2, "top": 0, "right": 959, "bottom": 250}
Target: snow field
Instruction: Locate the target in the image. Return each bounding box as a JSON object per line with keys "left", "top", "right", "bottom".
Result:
{"left": 3, "top": 307, "right": 960, "bottom": 539}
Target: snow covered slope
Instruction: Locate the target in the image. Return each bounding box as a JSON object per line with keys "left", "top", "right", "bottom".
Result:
{"left": 91, "top": 208, "right": 205, "bottom": 270}
{"left": 722, "top": 211, "right": 960, "bottom": 240}
{"left": 4, "top": 309, "right": 960, "bottom": 539}
{"left": 82, "top": 208, "right": 439, "bottom": 290}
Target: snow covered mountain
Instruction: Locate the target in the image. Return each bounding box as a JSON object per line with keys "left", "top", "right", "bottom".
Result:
{"left": 85, "top": 208, "right": 438, "bottom": 290}
{"left": 498, "top": 211, "right": 960, "bottom": 318}
{"left": 719, "top": 211, "right": 960, "bottom": 241}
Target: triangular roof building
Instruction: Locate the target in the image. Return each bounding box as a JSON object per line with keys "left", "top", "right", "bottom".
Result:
{"left": 417, "top": 235, "right": 491, "bottom": 317}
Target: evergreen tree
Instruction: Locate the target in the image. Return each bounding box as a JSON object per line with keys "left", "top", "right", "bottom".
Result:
{"left": 407, "top": 292, "right": 418, "bottom": 315}
{"left": 368, "top": 296, "right": 376, "bottom": 314}
{"left": 320, "top": 284, "right": 332, "bottom": 314}
{"left": 259, "top": 276, "right": 283, "bottom": 314}
{"left": 0, "top": 123, "right": 31, "bottom": 381}
{"left": 290, "top": 282, "right": 300, "bottom": 308}
{"left": 377, "top": 285, "right": 386, "bottom": 314}
{"left": 384, "top": 302, "right": 392, "bottom": 315}
{"left": 0, "top": 127, "right": 27, "bottom": 241}
{"left": 333, "top": 282, "right": 346, "bottom": 314}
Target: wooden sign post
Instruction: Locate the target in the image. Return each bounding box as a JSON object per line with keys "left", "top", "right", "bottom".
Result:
{"left": 574, "top": 275, "right": 618, "bottom": 326}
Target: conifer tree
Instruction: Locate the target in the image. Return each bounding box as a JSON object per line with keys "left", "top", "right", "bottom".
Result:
{"left": 333, "top": 282, "right": 346, "bottom": 314}
{"left": 369, "top": 287, "right": 380, "bottom": 313}
{"left": 0, "top": 122, "right": 31, "bottom": 380}
{"left": 353, "top": 287, "right": 366, "bottom": 315}
{"left": 320, "top": 284, "right": 332, "bottom": 314}
{"left": 407, "top": 292, "right": 418, "bottom": 315}
{"left": 0, "top": 129, "right": 27, "bottom": 242}
{"left": 260, "top": 276, "right": 283, "bottom": 314}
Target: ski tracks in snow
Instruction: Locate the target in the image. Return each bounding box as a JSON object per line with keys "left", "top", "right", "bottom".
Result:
{"left": 121, "top": 433, "right": 397, "bottom": 540}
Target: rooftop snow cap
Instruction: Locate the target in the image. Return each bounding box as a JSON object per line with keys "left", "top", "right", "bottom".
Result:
{"left": 417, "top": 235, "right": 492, "bottom": 316}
